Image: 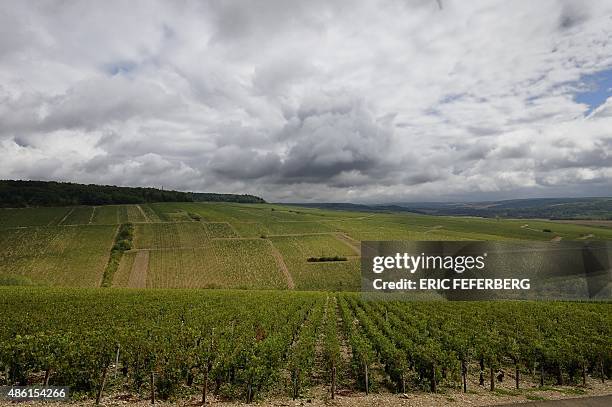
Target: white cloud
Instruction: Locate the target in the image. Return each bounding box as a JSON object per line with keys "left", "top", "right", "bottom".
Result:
{"left": 0, "top": 0, "right": 611, "bottom": 202}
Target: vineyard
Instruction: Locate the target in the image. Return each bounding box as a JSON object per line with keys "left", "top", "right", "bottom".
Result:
{"left": 0, "top": 202, "right": 611, "bottom": 404}
{"left": 91, "top": 205, "right": 148, "bottom": 225}
{"left": 2, "top": 202, "right": 610, "bottom": 290}
{"left": 0, "top": 288, "right": 609, "bottom": 404}
{"left": 133, "top": 223, "right": 210, "bottom": 249}
{"left": 0, "top": 207, "right": 71, "bottom": 228}
{"left": 61, "top": 206, "right": 95, "bottom": 225}
{"left": 270, "top": 235, "right": 360, "bottom": 291}
{"left": 145, "top": 241, "right": 287, "bottom": 289}
{"left": 0, "top": 225, "right": 117, "bottom": 287}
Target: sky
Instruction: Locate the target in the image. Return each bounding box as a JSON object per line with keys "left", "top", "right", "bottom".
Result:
{"left": 0, "top": 0, "right": 611, "bottom": 203}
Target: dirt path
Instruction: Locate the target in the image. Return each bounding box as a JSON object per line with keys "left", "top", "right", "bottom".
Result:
{"left": 311, "top": 295, "right": 330, "bottom": 384}
{"left": 136, "top": 205, "right": 149, "bottom": 222}
{"left": 89, "top": 207, "right": 96, "bottom": 224}
{"left": 8, "top": 389, "right": 611, "bottom": 407}
{"left": 267, "top": 232, "right": 336, "bottom": 237}
{"left": 551, "top": 236, "right": 563, "bottom": 242}
{"left": 211, "top": 237, "right": 262, "bottom": 241}
{"left": 319, "top": 214, "right": 376, "bottom": 222}
{"left": 521, "top": 224, "right": 543, "bottom": 232}
{"left": 334, "top": 232, "right": 361, "bottom": 255}
{"left": 496, "top": 394, "right": 612, "bottom": 406}
{"left": 333, "top": 296, "right": 353, "bottom": 377}
{"left": 424, "top": 225, "right": 443, "bottom": 233}
{"left": 6, "top": 369, "right": 609, "bottom": 406}
{"left": 57, "top": 207, "right": 75, "bottom": 225}
{"left": 127, "top": 250, "right": 149, "bottom": 288}
{"left": 578, "top": 234, "right": 594, "bottom": 240}
{"left": 266, "top": 240, "right": 294, "bottom": 289}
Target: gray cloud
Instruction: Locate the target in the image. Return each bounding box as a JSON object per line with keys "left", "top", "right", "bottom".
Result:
{"left": 1, "top": 0, "right": 612, "bottom": 202}
{"left": 278, "top": 96, "right": 392, "bottom": 181}
{"left": 209, "top": 146, "right": 281, "bottom": 179}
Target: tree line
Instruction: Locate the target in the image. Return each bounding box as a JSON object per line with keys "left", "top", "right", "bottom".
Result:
{"left": 0, "top": 180, "right": 265, "bottom": 207}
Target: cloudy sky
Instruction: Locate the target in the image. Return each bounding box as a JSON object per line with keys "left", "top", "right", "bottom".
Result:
{"left": 1, "top": 0, "right": 611, "bottom": 203}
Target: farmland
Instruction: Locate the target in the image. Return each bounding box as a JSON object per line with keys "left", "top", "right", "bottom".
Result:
{"left": 0, "top": 201, "right": 611, "bottom": 404}
{"left": 0, "top": 225, "right": 116, "bottom": 287}
{"left": 1, "top": 202, "right": 611, "bottom": 290}
{"left": 0, "top": 288, "right": 610, "bottom": 404}
{"left": 270, "top": 235, "right": 360, "bottom": 291}
{"left": 0, "top": 206, "right": 71, "bottom": 228}
{"left": 145, "top": 241, "right": 287, "bottom": 289}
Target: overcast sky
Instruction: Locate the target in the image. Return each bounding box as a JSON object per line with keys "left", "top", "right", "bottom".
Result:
{"left": 1, "top": 0, "right": 611, "bottom": 203}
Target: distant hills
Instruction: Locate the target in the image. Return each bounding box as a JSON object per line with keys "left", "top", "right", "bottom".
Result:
{"left": 392, "top": 198, "right": 612, "bottom": 220}
{"left": 0, "top": 180, "right": 265, "bottom": 207}
{"left": 291, "top": 197, "right": 612, "bottom": 220}
{"left": 2, "top": 180, "right": 608, "bottom": 219}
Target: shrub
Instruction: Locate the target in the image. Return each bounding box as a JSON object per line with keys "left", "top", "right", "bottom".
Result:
{"left": 113, "top": 239, "right": 132, "bottom": 251}
{"left": 188, "top": 212, "right": 202, "bottom": 221}
{"left": 117, "top": 223, "right": 134, "bottom": 240}
{"left": 307, "top": 256, "right": 348, "bottom": 262}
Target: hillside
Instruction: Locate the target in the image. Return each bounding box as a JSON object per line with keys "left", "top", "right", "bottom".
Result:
{"left": 393, "top": 197, "right": 612, "bottom": 219}
{"left": 1, "top": 202, "right": 610, "bottom": 290}
{"left": 296, "top": 197, "right": 612, "bottom": 220}
{"left": 1, "top": 202, "right": 610, "bottom": 404}
{"left": 0, "top": 180, "right": 266, "bottom": 207}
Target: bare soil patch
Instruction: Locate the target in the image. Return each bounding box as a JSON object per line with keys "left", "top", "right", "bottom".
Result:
{"left": 136, "top": 205, "right": 149, "bottom": 222}
{"left": 7, "top": 380, "right": 610, "bottom": 407}
{"left": 127, "top": 250, "right": 149, "bottom": 288}
{"left": 89, "top": 207, "right": 97, "bottom": 224}
{"left": 267, "top": 240, "right": 294, "bottom": 289}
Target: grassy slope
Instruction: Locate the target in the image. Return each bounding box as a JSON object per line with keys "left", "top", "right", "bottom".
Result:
{"left": 0, "top": 225, "right": 117, "bottom": 286}
{"left": 1, "top": 202, "right": 611, "bottom": 289}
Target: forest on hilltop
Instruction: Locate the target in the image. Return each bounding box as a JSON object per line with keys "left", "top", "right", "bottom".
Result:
{"left": 0, "top": 180, "right": 265, "bottom": 207}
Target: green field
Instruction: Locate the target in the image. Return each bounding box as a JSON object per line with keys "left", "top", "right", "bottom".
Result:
{"left": 145, "top": 240, "right": 286, "bottom": 289}
{"left": 0, "top": 288, "right": 609, "bottom": 402}
{"left": 133, "top": 222, "right": 209, "bottom": 249}
{"left": 0, "top": 225, "right": 116, "bottom": 286}
{"left": 90, "top": 205, "right": 148, "bottom": 224}
{"left": 0, "top": 206, "right": 71, "bottom": 227}
{"left": 60, "top": 206, "right": 94, "bottom": 225}
{"left": 1, "top": 202, "right": 611, "bottom": 289}
{"left": 1, "top": 202, "right": 611, "bottom": 403}
{"left": 271, "top": 234, "right": 360, "bottom": 290}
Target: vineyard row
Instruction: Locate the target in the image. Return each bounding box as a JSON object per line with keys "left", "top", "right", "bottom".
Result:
{"left": 0, "top": 289, "right": 609, "bottom": 403}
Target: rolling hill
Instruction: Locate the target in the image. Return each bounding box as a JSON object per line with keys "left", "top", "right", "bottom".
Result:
{"left": 295, "top": 197, "right": 612, "bottom": 220}
{"left": 0, "top": 180, "right": 266, "bottom": 207}
{"left": 1, "top": 201, "right": 610, "bottom": 290}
